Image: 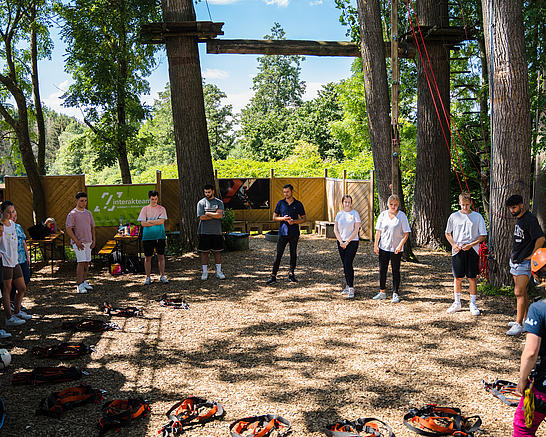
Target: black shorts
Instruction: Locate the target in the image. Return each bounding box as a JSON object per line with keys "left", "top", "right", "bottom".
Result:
{"left": 452, "top": 249, "right": 479, "bottom": 278}
{"left": 2, "top": 264, "right": 23, "bottom": 281}
{"left": 198, "top": 234, "right": 224, "bottom": 252}
{"left": 142, "top": 239, "right": 166, "bottom": 257}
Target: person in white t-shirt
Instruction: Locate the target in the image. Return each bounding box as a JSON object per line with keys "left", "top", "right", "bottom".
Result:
{"left": 0, "top": 201, "right": 31, "bottom": 328}
{"left": 334, "top": 195, "right": 361, "bottom": 299}
{"left": 445, "top": 192, "right": 487, "bottom": 316}
{"left": 373, "top": 194, "right": 411, "bottom": 303}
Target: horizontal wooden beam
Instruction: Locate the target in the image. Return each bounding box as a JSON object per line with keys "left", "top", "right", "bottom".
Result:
{"left": 206, "top": 39, "right": 416, "bottom": 58}
{"left": 141, "top": 21, "right": 224, "bottom": 43}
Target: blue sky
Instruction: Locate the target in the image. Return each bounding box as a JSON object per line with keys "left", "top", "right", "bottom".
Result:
{"left": 41, "top": 0, "right": 357, "bottom": 118}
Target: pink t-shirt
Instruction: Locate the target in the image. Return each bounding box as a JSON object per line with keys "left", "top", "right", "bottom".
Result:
{"left": 66, "top": 208, "right": 95, "bottom": 244}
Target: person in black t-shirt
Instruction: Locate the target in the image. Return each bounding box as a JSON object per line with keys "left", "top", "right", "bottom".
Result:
{"left": 514, "top": 249, "right": 546, "bottom": 436}
{"left": 506, "top": 195, "right": 545, "bottom": 336}
{"left": 266, "top": 184, "right": 306, "bottom": 285}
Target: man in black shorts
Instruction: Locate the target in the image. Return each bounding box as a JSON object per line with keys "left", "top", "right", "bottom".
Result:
{"left": 197, "top": 184, "right": 225, "bottom": 280}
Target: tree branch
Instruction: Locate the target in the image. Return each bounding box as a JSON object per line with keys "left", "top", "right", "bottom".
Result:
{"left": 0, "top": 101, "right": 17, "bottom": 129}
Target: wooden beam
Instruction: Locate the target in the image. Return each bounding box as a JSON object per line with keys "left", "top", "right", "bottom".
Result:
{"left": 141, "top": 21, "right": 224, "bottom": 43}
{"left": 206, "top": 39, "right": 416, "bottom": 58}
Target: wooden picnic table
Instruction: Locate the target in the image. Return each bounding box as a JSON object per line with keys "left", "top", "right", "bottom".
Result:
{"left": 27, "top": 231, "right": 65, "bottom": 275}
{"left": 114, "top": 234, "right": 141, "bottom": 260}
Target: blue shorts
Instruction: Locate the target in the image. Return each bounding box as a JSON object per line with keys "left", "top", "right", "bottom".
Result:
{"left": 510, "top": 259, "right": 532, "bottom": 278}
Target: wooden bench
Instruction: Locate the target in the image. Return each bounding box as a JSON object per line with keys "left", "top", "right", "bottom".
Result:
{"left": 233, "top": 221, "right": 246, "bottom": 232}
{"left": 246, "top": 221, "right": 274, "bottom": 234}
{"left": 98, "top": 240, "right": 117, "bottom": 257}
{"left": 315, "top": 221, "right": 336, "bottom": 238}
{"left": 300, "top": 221, "right": 313, "bottom": 233}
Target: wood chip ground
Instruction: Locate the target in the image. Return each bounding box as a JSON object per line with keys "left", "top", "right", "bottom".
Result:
{"left": 0, "top": 235, "right": 524, "bottom": 436}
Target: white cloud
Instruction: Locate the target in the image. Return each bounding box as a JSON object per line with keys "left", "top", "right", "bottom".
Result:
{"left": 309, "top": 0, "right": 323, "bottom": 5}
{"left": 43, "top": 80, "right": 84, "bottom": 120}
{"left": 303, "top": 81, "right": 324, "bottom": 101}
{"left": 225, "top": 90, "right": 255, "bottom": 114}
{"left": 202, "top": 68, "right": 229, "bottom": 79}
{"left": 264, "top": 0, "right": 289, "bottom": 6}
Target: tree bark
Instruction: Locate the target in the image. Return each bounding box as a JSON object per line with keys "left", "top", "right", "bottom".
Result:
{"left": 356, "top": 0, "right": 392, "bottom": 211}
{"left": 532, "top": 65, "right": 545, "bottom": 231}
{"left": 478, "top": 33, "right": 490, "bottom": 218}
{"left": 161, "top": 0, "right": 215, "bottom": 250}
{"left": 482, "top": 0, "right": 532, "bottom": 287}
{"left": 411, "top": 0, "right": 451, "bottom": 249}
{"left": 30, "top": 5, "right": 46, "bottom": 176}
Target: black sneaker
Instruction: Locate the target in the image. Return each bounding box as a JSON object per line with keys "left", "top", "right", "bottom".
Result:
{"left": 288, "top": 273, "right": 297, "bottom": 283}
{"left": 266, "top": 276, "right": 277, "bottom": 285}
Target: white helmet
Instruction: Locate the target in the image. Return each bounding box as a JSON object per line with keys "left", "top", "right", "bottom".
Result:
{"left": 0, "top": 349, "right": 11, "bottom": 369}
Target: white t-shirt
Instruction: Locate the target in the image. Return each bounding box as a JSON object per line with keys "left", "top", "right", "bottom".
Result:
{"left": 375, "top": 210, "right": 411, "bottom": 252}
{"left": 335, "top": 209, "right": 361, "bottom": 242}
{"left": 0, "top": 220, "right": 19, "bottom": 267}
{"left": 445, "top": 210, "right": 487, "bottom": 256}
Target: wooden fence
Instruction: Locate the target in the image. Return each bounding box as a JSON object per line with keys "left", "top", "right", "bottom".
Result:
{"left": 4, "top": 172, "right": 374, "bottom": 250}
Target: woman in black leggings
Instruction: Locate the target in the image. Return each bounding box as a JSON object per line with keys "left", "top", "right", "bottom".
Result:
{"left": 373, "top": 195, "right": 410, "bottom": 303}
{"left": 334, "top": 195, "right": 361, "bottom": 299}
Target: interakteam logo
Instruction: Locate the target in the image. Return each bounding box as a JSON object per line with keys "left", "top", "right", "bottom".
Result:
{"left": 93, "top": 191, "right": 148, "bottom": 213}
{"left": 88, "top": 185, "right": 155, "bottom": 226}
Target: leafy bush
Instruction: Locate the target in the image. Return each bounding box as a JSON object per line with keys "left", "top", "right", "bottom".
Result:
{"left": 222, "top": 208, "right": 235, "bottom": 233}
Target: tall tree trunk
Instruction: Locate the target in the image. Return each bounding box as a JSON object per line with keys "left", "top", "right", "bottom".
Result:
{"left": 478, "top": 33, "right": 491, "bottom": 219}
{"left": 356, "top": 0, "right": 392, "bottom": 211}
{"left": 533, "top": 66, "right": 545, "bottom": 231}
{"left": 30, "top": 7, "right": 46, "bottom": 176}
{"left": 161, "top": 0, "right": 214, "bottom": 250}
{"left": 411, "top": 0, "right": 451, "bottom": 249}
{"left": 482, "top": 0, "right": 532, "bottom": 287}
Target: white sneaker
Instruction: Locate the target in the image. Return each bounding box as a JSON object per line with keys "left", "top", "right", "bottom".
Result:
{"left": 392, "top": 293, "right": 400, "bottom": 303}
{"left": 469, "top": 303, "right": 480, "bottom": 316}
{"left": 341, "top": 285, "right": 350, "bottom": 295}
{"left": 76, "top": 283, "right": 88, "bottom": 294}
{"left": 446, "top": 302, "right": 462, "bottom": 314}
{"left": 347, "top": 288, "right": 355, "bottom": 299}
{"left": 507, "top": 323, "right": 523, "bottom": 336}
{"left": 144, "top": 277, "right": 151, "bottom": 285}
{"left": 14, "top": 311, "right": 32, "bottom": 320}
{"left": 0, "top": 329, "right": 11, "bottom": 339}
{"left": 201, "top": 272, "right": 208, "bottom": 280}
{"left": 160, "top": 275, "right": 169, "bottom": 284}
{"left": 216, "top": 271, "right": 225, "bottom": 280}
{"left": 6, "top": 315, "right": 25, "bottom": 326}
{"left": 508, "top": 321, "right": 518, "bottom": 327}
{"left": 372, "top": 292, "right": 386, "bottom": 300}
{"left": 82, "top": 281, "right": 93, "bottom": 290}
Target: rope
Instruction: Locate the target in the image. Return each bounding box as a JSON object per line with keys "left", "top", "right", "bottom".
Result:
{"left": 205, "top": 0, "right": 213, "bottom": 21}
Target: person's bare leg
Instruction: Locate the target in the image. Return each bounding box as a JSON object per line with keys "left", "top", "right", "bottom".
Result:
{"left": 468, "top": 278, "right": 477, "bottom": 296}
{"left": 2, "top": 279, "right": 13, "bottom": 318}
{"left": 514, "top": 274, "right": 530, "bottom": 325}
{"left": 158, "top": 254, "right": 165, "bottom": 276}
{"left": 76, "top": 262, "right": 85, "bottom": 284}
{"left": 145, "top": 256, "right": 152, "bottom": 277}
{"left": 83, "top": 261, "right": 89, "bottom": 282}
{"left": 213, "top": 251, "right": 221, "bottom": 264}
{"left": 12, "top": 277, "right": 26, "bottom": 314}
{"left": 200, "top": 252, "right": 209, "bottom": 267}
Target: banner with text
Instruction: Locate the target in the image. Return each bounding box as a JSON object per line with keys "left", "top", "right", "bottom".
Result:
{"left": 88, "top": 185, "right": 155, "bottom": 226}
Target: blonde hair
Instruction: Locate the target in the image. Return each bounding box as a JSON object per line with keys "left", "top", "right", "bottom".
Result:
{"left": 387, "top": 194, "right": 400, "bottom": 205}
{"left": 459, "top": 192, "right": 472, "bottom": 202}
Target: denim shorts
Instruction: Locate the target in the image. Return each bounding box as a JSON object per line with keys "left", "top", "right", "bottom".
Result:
{"left": 510, "top": 259, "right": 532, "bottom": 278}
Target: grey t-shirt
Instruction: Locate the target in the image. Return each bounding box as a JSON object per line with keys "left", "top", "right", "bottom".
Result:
{"left": 197, "top": 197, "right": 224, "bottom": 235}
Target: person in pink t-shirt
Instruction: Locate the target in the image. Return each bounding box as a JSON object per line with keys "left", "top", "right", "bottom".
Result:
{"left": 65, "top": 192, "right": 95, "bottom": 294}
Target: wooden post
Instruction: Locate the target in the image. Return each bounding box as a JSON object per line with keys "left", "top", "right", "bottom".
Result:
{"left": 343, "top": 169, "right": 347, "bottom": 195}
{"left": 391, "top": 0, "right": 401, "bottom": 196}
{"left": 214, "top": 168, "right": 219, "bottom": 193}
{"left": 324, "top": 168, "right": 328, "bottom": 178}
{"left": 156, "top": 170, "right": 162, "bottom": 199}
{"left": 270, "top": 168, "right": 274, "bottom": 217}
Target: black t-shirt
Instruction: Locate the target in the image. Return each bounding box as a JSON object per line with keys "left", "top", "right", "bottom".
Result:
{"left": 524, "top": 300, "right": 546, "bottom": 389}
{"left": 511, "top": 211, "right": 544, "bottom": 264}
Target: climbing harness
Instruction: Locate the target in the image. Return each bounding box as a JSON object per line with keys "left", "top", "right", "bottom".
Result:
{"left": 32, "top": 342, "right": 94, "bottom": 360}
{"left": 403, "top": 405, "right": 481, "bottom": 436}
{"left": 159, "top": 396, "right": 224, "bottom": 436}
{"left": 12, "top": 366, "right": 85, "bottom": 385}
{"left": 98, "top": 398, "right": 150, "bottom": 436}
{"left": 230, "top": 414, "right": 292, "bottom": 437}
{"left": 61, "top": 319, "right": 120, "bottom": 332}
{"left": 36, "top": 384, "right": 104, "bottom": 418}
{"left": 324, "top": 417, "right": 395, "bottom": 437}
{"left": 102, "top": 302, "right": 143, "bottom": 317}
{"left": 482, "top": 378, "right": 520, "bottom": 407}
{"left": 160, "top": 294, "right": 189, "bottom": 310}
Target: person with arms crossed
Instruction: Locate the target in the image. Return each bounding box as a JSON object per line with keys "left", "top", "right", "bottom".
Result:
{"left": 65, "top": 192, "right": 96, "bottom": 294}
{"left": 0, "top": 201, "right": 31, "bottom": 327}
{"left": 445, "top": 192, "right": 488, "bottom": 316}
{"left": 138, "top": 190, "right": 168, "bottom": 285}
{"left": 506, "top": 194, "right": 545, "bottom": 336}
{"left": 197, "top": 184, "right": 225, "bottom": 280}
{"left": 334, "top": 195, "right": 361, "bottom": 299}
{"left": 266, "top": 184, "right": 306, "bottom": 285}
{"left": 373, "top": 194, "right": 410, "bottom": 303}
{"left": 513, "top": 249, "right": 546, "bottom": 436}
